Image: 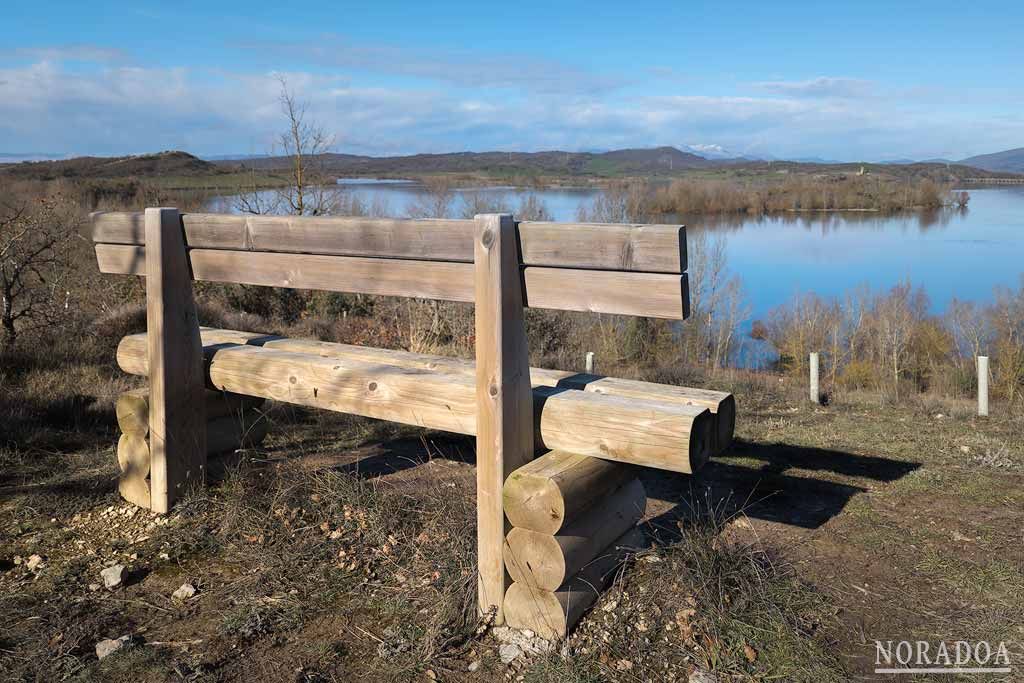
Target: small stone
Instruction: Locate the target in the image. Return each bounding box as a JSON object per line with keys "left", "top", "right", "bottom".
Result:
{"left": 424, "top": 669, "right": 437, "bottom": 680}
{"left": 960, "top": 445, "right": 971, "bottom": 454}
{"left": 172, "top": 583, "right": 196, "bottom": 600}
{"left": 96, "top": 635, "right": 130, "bottom": 659}
{"left": 158, "top": 552, "right": 170, "bottom": 561}
{"left": 26, "top": 554, "right": 44, "bottom": 571}
{"left": 467, "top": 660, "right": 481, "bottom": 672}
{"left": 498, "top": 643, "right": 522, "bottom": 664}
{"left": 89, "top": 583, "right": 101, "bottom": 592}
{"left": 689, "top": 669, "right": 717, "bottom": 683}
{"left": 101, "top": 564, "right": 127, "bottom": 590}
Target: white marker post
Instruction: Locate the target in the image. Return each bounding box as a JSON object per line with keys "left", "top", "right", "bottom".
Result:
{"left": 585, "top": 351, "right": 595, "bottom": 374}
{"left": 978, "top": 356, "right": 989, "bottom": 417}
{"left": 809, "top": 352, "right": 820, "bottom": 405}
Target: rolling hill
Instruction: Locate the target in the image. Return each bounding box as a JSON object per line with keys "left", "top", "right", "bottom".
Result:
{"left": 959, "top": 147, "right": 1024, "bottom": 174}
{"left": 0, "top": 150, "right": 226, "bottom": 181}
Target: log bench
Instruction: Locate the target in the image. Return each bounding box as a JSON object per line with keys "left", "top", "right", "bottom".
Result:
{"left": 91, "top": 208, "right": 736, "bottom": 633}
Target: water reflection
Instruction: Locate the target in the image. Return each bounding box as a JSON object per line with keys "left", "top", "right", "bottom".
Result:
{"left": 208, "top": 183, "right": 1022, "bottom": 320}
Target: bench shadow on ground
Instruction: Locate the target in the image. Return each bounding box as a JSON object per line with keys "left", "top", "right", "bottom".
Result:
{"left": 641, "top": 438, "right": 921, "bottom": 535}
{"left": 252, "top": 426, "right": 920, "bottom": 535}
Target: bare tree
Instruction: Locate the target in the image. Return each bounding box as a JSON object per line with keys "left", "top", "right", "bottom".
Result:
{"left": 0, "top": 193, "right": 76, "bottom": 351}
{"left": 236, "top": 76, "right": 339, "bottom": 216}
{"left": 407, "top": 177, "right": 456, "bottom": 219}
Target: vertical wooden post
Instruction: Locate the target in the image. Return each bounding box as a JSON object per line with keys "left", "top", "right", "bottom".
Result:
{"left": 474, "top": 213, "right": 533, "bottom": 624}
{"left": 146, "top": 207, "right": 206, "bottom": 513}
{"left": 585, "top": 351, "right": 595, "bottom": 374}
{"left": 809, "top": 352, "right": 820, "bottom": 405}
{"left": 978, "top": 355, "right": 989, "bottom": 417}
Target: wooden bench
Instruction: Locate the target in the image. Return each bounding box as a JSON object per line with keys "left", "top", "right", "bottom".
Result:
{"left": 91, "top": 207, "right": 735, "bottom": 629}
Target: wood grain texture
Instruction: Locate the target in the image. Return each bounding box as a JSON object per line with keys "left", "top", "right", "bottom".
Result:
{"left": 503, "top": 478, "right": 646, "bottom": 591}
{"left": 474, "top": 214, "right": 535, "bottom": 623}
{"left": 503, "top": 526, "right": 645, "bottom": 640}
{"left": 92, "top": 212, "right": 686, "bottom": 273}
{"left": 116, "top": 335, "right": 716, "bottom": 473}
{"left": 116, "top": 433, "right": 152, "bottom": 509}
{"left": 117, "top": 328, "right": 732, "bottom": 452}
{"left": 144, "top": 208, "right": 206, "bottom": 514}
{"left": 503, "top": 451, "right": 634, "bottom": 534}
{"left": 116, "top": 387, "right": 266, "bottom": 438}
{"left": 94, "top": 245, "right": 689, "bottom": 319}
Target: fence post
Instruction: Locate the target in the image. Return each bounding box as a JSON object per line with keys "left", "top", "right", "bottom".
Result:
{"left": 585, "top": 351, "right": 595, "bottom": 374}
{"left": 809, "top": 352, "right": 820, "bottom": 405}
{"left": 978, "top": 356, "right": 989, "bottom": 417}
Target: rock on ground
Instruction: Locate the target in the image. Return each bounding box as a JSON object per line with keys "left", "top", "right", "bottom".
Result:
{"left": 689, "top": 669, "right": 718, "bottom": 683}
{"left": 498, "top": 643, "right": 522, "bottom": 664}
{"left": 101, "top": 564, "right": 127, "bottom": 590}
{"left": 172, "top": 583, "right": 196, "bottom": 600}
{"left": 96, "top": 636, "right": 130, "bottom": 660}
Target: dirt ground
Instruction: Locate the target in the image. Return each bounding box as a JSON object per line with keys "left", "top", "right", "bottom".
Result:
{"left": 1, "top": 377, "right": 1021, "bottom": 682}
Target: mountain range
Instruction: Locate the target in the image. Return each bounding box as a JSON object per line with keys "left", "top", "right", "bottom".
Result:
{"left": 2, "top": 146, "right": 1022, "bottom": 181}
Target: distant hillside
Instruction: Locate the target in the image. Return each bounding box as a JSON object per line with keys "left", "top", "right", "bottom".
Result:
{"left": 0, "top": 151, "right": 227, "bottom": 181}
{"left": 959, "top": 147, "right": 1024, "bottom": 173}
{"left": 217, "top": 146, "right": 715, "bottom": 178}
{"left": 1, "top": 147, "right": 1015, "bottom": 184}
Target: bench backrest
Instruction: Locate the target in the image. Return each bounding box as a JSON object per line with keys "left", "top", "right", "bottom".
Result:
{"left": 92, "top": 211, "right": 689, "bottom": 319}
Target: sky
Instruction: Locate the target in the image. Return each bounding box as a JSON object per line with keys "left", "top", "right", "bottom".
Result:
{"left": 2, "top": 0, "right": 1023, "bottom": 161}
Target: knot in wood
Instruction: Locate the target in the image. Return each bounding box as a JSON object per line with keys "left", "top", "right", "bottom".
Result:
{"left": 480, "top": 229, "right": 494, "bottom": 248}
{"left": 488, "top": 383, "right": 499, "bottom": 397}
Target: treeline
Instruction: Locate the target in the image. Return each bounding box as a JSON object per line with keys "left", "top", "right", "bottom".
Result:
{"left": 575, "top": 176, "right": 969, "bottom": 219}
{"left": 757, "top": 282, "right": 1024, "bottom": 403}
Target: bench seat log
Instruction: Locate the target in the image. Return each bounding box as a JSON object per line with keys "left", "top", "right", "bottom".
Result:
{"left": 115, "top": 339, "right": 713, "bottom": 473}
{"left": 92, "top": 212, "right": 686, "bottom": 273}
{"left": 94, "top": 245, "right": 689, "bottom": 320}
{"left": 117, "top": 329, "right": 734, "bottom": 453}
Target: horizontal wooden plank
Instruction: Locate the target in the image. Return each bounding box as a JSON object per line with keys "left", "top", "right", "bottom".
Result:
{"left": 91, "top": 212, "right": 686, "bottom": 273}
{"left": 94, "top": 244, "right": 689, "bottom": 319}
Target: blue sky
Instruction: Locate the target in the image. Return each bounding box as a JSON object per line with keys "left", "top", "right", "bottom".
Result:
{"left": 2, "top": 0, "right": 1022, "bottom": 160}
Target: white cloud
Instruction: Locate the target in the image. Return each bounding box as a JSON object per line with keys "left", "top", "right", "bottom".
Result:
{"left": 753, "top": 77, "right": 876, "bottom": 99}
{"left": 235, "top": 35, "right": 626, "bottom": 95}
{"left": 0, "top": 56, "right": 1019, "bottom": 161}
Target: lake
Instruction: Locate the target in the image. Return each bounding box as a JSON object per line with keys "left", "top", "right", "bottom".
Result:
{"left": 209, "top": 180, "right": 1024, "bottom": 320}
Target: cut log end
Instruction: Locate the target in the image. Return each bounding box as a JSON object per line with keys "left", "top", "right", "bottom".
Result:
{"left": 714, "top": 394, "right": 736, "bottom": 454}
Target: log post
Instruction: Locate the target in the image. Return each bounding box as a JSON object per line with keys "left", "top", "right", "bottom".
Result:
{"left": 809, "top": 352, "right": 820, "bottom": 405}
{"left": 585, "top": 351, "right": 595, "bottom": 374}
{"left": 978, "top": 355, "right": 989, "bottom": 417}
{"left": 145, "top": 207, "right": 206, "bottom": 513}
{"left": 474, "top": 213, "right": 533, "bottom": 624}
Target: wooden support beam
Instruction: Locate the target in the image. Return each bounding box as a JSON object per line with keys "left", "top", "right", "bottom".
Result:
{"left": 503, "top": 526, "right": 644, "bottom": 640}
{"left": 144, "top": 207, "right": 207, "bottom": 513}
{"left": 503, "top": 478, "right": 646, "bottom": 591}
{"left": 118, "top": 329, "right": 733, "bottom": 454}
{"left": 92, "top": 212, "right": 687, "bottom": 273}
{"left": 474, "top": 214, "right": 534, "bottom": 624}
{"left": 502, "top": 451, "right": 633, "bottom": 534}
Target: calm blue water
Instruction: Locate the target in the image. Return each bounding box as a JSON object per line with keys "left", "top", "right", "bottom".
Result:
{"left": 209, "top": 182, "right": 1024, "bottom": 320}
